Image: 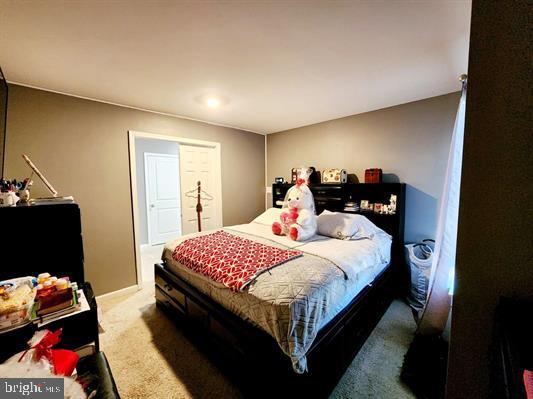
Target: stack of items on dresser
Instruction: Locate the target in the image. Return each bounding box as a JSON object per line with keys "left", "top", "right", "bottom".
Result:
{"left": 34, "top": 273, "right": 81, "bottom": 320}
{"left": 0, "top": 273, "right": 86, "bottom": 332}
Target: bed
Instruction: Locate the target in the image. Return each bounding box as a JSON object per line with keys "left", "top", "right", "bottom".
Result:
{"left": 155, "top": 182, "right": 406, "bottom": 397}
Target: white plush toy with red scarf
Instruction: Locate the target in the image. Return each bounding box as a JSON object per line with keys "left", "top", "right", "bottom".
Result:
{"left": 272, "top": 168, "right": 317, "bottom": 241}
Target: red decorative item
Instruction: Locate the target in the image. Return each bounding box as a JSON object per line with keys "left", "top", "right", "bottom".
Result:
{"left": 172, "top": 231, "right": 302, "bottom": 291}
{"left": 50, "top": 349, "right": 79, "bottom": 376}
{"left": 18, "top": 329, "right": 79, "bottom": 376}
{"left": 37, "top": 287, "right": 73, "bottom": 311}
{"left": 280, "top": 209, "right": 298, "bottom": 226}
{"left": 289, "top": 227, "right": 299, "bottom": 240}
{"left": 364, "top": 168, "right": 382, "bottom": 183}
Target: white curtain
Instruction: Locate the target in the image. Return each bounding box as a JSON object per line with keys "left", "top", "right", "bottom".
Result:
{"left": 418, "top": 84, "right": 466, "bottom": 334}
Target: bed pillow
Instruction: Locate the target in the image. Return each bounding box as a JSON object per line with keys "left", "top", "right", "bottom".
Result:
{"left": 317, "top": 210, "right": 382, "bottom": 240}
{"left": 252, "top": 207, "right": 283, "bottom": 225}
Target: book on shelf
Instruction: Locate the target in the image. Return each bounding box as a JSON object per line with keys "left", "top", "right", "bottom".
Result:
{"left": 37, "top": 299, "right": 76, "bottom": 317}
{"left": 343, "top": 202, "right": 360, "bottom": 212}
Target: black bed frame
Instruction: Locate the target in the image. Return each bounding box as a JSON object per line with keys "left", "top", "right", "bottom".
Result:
{"left": 155, "top": 183, "right": 406, "bottom": 397}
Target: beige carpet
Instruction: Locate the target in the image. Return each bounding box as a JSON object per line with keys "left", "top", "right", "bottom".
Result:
{"left": 98, "top": 286, "right": 416, "bottom": 399}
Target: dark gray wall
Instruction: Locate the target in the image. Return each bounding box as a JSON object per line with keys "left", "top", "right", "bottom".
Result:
{"left": 267, "top": 93, "right": 460, "bottom": 243}
{"left": 5, "top": 85, "right": 265, "bottom": 295}
{"left": 446, "top": 1, "right": 532, "bottom": 397}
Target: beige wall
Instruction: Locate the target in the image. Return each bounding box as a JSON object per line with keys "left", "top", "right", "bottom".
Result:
{"left": 267, "top": 92, "right": 460, "bottom": 243}
{"left": 447, "top": 1, "right": 532, "bottom": 397}
{"left": 5, "top": 85, "right": 265, "bottom": 295}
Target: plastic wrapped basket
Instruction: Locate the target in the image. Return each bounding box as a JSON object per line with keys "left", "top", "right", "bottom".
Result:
{"left": 0, "top": 276, "right": 36, "bottom": 332}
{"left": 405, "top": 240, "right": 434, "bottom": 322}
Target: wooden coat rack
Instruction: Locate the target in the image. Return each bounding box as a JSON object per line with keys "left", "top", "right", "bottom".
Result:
{"left": 185, "top": 181, "right": 213, "bottom": 232}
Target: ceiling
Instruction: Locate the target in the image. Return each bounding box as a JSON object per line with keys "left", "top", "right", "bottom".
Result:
{"left": 0, "top": 1, "right": 471, "bottom": 134}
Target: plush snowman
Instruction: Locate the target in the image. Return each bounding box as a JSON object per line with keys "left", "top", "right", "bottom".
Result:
{"left": 272, "top": 169, "right": 317, "bottom": 241}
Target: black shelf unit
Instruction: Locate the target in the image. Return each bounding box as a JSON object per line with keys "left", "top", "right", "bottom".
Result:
{"left": 272, "top": 183, "right": 405, "bottom": 239}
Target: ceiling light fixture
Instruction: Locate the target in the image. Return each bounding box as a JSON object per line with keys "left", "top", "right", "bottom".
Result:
{"left": 206, "top": 97, "right": 221, "bottom": 108}
{"left": 196, "top": 94, "right": 229, "bottom": 109}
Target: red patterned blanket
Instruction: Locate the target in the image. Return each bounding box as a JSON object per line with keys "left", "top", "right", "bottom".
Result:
{"left": 172, "top": 230, "right": 302, "bottom": 291}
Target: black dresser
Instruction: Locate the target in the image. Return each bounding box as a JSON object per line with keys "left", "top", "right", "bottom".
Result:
{"left": 0, "top": 202, "right": 94, "bottom": 360}
{"left": 0, "top": 203, "right": 120, "bottom": 398}
{"left": 0, "top": 203, "right": 85, "bottom": 283}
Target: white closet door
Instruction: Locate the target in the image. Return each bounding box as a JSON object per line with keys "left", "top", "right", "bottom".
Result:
{"left": 145, "top": 153, "right": 181, "bottom": 245}
{"left": 179, "top": 145, "right": 219, "bottom": 235}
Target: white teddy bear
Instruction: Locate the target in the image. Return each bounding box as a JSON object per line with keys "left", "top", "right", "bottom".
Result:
{"left": 272, "top": 168, "right": 317, "bottom": 241}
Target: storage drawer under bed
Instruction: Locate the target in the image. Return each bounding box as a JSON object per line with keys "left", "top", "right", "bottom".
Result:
{"left": 155, "top": 286, "right": 185, "bottom": 316}
{"left": 155, "top": 270, "right": 209, "bottom": 327}
{"left": 154, "top": 263, "right": 257, "bottom": 354}
{"left": 155, "top": 272, "right": 186, "bottom": 310}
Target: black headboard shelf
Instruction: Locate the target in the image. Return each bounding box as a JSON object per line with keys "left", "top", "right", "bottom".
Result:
{"left": 272, "top": 182, "right": 407, "bottom": 290}
{"left": 273, "top": 182, "right": 405, "bottom": 240}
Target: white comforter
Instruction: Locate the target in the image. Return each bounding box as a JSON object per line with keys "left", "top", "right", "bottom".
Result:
{"left": 162, "top": 219, "right": 391, "bottom": 373}
{"left": 230, "top": 222, "right": 391, "bottom": 281}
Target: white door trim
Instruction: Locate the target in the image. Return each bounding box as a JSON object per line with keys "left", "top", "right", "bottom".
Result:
{"left": 144, "top": 152, "right": 181, "bottom": 246}
{"left": 128, "top": 130, "right": 223, "bottom": 290}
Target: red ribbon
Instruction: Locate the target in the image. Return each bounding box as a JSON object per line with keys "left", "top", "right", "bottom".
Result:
{"left": 296, "top": 178, "right": 306, "bottom": 187}
{"left": 18, "top": 329, "right": 63, "bottom": 374}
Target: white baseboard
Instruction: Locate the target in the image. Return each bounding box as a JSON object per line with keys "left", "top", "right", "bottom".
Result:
{"left": 96, "top": 285, "right": 139, "bottom": 301}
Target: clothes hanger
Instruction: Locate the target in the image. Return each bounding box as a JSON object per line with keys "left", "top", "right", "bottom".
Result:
{"left": 184, "top": 181, "right": 214, "bottom": 201}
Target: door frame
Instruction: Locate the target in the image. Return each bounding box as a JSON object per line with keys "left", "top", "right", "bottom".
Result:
{"left": 144, "top": 152, "right": 181, "bottom": 246}
{"left": 128, "top": 130, "right": 223, "bottom": 289}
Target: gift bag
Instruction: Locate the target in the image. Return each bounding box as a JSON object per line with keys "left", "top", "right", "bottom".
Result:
{"left": 4, "top": 329, "right": 79, "bottom": 376}
{"left": 0, "top": 329, "right": 85, "bottom": 398}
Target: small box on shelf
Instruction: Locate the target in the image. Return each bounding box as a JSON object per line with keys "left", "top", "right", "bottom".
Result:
{"left": 364, "top": 168, "right": 382, "bottom": 184}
